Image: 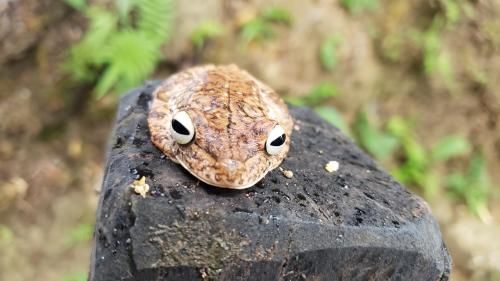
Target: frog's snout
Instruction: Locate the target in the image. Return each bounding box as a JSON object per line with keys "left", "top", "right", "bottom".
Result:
{"left": 216, "top": 158, "right": 244, "bottom": 179}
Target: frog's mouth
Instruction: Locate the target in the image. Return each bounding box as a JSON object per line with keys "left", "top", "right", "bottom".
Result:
{"left": 176, "top": 158, "right": 267, "bottom": 190}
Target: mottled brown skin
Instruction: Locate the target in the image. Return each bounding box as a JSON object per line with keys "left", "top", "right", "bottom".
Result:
{"left": 148, "top": 65, "right": 293, "bottom": 189}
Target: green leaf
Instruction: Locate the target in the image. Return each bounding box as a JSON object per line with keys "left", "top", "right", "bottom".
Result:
{"left": 340, "top": 0, "right": 379, "bottom": 14}
{"left": 64, "top": 7, "right": 118, "bottom": 81}
{"left": 442, "top": 0, "right": 461, "bottom": 24}
{"left": 431, "top": 136, "right": 470, "bottom": 161}
{"left": 64, "top": 0, "right": 87, "bottom": 10}
{"left": 423, "top": 18, "right": 455, "bottom": 89}
{"left": 0, "top": 225, "right": 13, "bottom": 247}
{"left": 420, "top": 169, "right": 440, "bottom": 200}
{"left": 117, "top": 0, "right": 135, "bottom": 20}
{"left": 136, "top": 0, "right": 175, "bottom": 43}
{"left": 315, "top": 106, "right": 350, "bottom": 136}
{"left": 67, "top": 223, "right": 93, "bottom": 245}
{"left": 446, "top": 172, "right": 467, "bottom": 194}
{"left": 391, "top": 167, "right": 409, "bottom": 184}
{"left": 446, "top": 152, "right": 492, "bottom": 218}
{"left": 190, "top": 21, "right": 224, "bottom": 49}
{"left": 95, "top": 64, "right": 121, "bottom": 98}
{"left": 240, "top": 7, "right": 291, "bottom": 44}
{"left": 386, "top": 116, "right": 413, "bottom": 138}
{"left": 354, "top": 111, "right": 399, "bottom": 159}
{"left": 95, "top": 30, "right": 161, "bottom": 96}
{"left": 63, "top": 0, "right": 174, "bottom": 98}
{"left": 83, "top": 7, "right": 119, "bottom": 48}
{"left": 319, "top": 36, "right": 342, "bottom": 71}
{"left": 283, "top": 96, "right": 307, "bottom": 107}
{"left": 404, "top": 138, "right": 427, "bottom": 168}
{"left": 467, "top": 152, "right": 487, "bottom": 185}
{"left": 303, "top": 83, "right": 339, "bottom": 106}
{"left": 60, "top": 272, "right": 87, "bottom": 281}
{"left": 240, "top": 18, "right": 275, "bottom": 43}
{"left": 262, "top": 8, "right": 293, "bottom": 25}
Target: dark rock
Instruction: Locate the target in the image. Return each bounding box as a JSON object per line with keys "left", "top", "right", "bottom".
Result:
{"left": 89, "top": 82, "right": 451, "bottom": 281}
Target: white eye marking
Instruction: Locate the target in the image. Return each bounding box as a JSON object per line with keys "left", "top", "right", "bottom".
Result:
{"left": 170, "top": 111, "right": 195, "bottom": 144}
{"left": 266, "top": 125, "right": 286, "bottom": 155}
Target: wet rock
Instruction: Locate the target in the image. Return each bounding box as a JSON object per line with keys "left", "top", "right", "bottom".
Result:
{"left": 89, "top": 82, "right": 451, "bottom": 281}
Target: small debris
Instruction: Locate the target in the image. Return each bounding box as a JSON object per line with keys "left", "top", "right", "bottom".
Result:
{"left": 130, "top": 176, "right": 149, "bottom": 198}
{"left": 325, "top": 160, "right": 340, "bottom": 173}
{"left": 258, "top": 215, "right": 270, "bottom": 225}
{"left": 294, "top": 124, "right": 301, "bottom": 131}
{"left": 200, "top": 268, "right": 208, "bottom": 280}
{"left": 283, "top": 170, "right": 294, "bottom": 179}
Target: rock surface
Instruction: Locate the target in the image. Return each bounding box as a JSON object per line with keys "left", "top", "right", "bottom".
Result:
{"left": 89, "top": 82, "right": 451, "bottom": 281}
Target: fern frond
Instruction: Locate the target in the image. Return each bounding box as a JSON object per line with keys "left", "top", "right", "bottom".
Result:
{"left": 136, "top": 0, "right": 175, "bottom": 43}
{"left": 64, "top": 7, "right": 118, "bottom": 81}
{"left": 64, "top": 0, "right": 175, "bottom": 97}
{"left": 116, "top": 0, "right": 135, "bottom": 20}
{"left": 95, "top": 30, "right": 161, "bottom": 96}
{"left": 64, "top": 0, "right": 87, "bottom": 10}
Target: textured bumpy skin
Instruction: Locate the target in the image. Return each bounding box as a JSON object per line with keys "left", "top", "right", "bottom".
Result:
{"left": 148, "top": 65, "right": 293, "bottom": 189}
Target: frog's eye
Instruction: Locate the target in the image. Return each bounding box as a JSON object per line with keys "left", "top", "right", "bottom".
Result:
{"left": 266, "top": 125, "right": 286, "bottom": 155}
{"left": 170, "top": 111, "right": 195, "bottom": 144}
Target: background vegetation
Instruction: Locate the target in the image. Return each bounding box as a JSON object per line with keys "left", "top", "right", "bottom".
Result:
{"left": 0, "top": 0, "right": 499, "bottom": 280}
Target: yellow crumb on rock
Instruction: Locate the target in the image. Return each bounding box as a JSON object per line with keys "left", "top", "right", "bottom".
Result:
{"left": 325, "top": 161, "right": 340, "bottom": 173}
{"left": 130, "top": 176, "right": 149, "bottom": 198}
{"left": 283, "top": 170, "right": 294, "bottom": 179}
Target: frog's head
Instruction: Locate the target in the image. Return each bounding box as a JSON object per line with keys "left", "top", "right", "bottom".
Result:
{"left": 148, "top": 64, "right": 292, "bottom": 189}
{"left": 169, "top": 108, "right": 290, "bottom": 189}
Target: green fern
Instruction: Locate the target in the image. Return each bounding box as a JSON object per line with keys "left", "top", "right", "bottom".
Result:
{"left": 95, "top": 30, "right": 161, "bottom": 95}
{"left": 190, "top": 21, "right": 224, "bottom": 50}
{"left": 63, "top": 0, "right": 175, "bottom": 97}
{"left": 64, "top": 7, "right": 118, "bottom": 82}
{"left": 136, "top": 0, "right": 174, "bottom": 43}
{"left": 240, "top": 7, "right": 292, "bottom": 44}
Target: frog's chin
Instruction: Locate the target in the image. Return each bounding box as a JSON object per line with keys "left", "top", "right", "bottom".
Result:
{"left": 176, "top": 159, "right": 265, "bottom": 190}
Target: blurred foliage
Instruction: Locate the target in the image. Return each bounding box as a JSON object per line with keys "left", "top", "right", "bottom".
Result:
{"left": 63, "top": 0, "right": 174, "bottom": 97}
{"left": 240, "top": 7, "right": 292, "bottom": 44}
{"left": 285, "top": 83, "right": 350, "bottom": 136}
{"left": 66, "top": 223, "right": 93, "bottom": 246}
{"left": 190, "top": 21, "right": 225, "bottom": 50}
{"left": 447, "top": 152, "right": 495, "bottom": 222}
{"left": 319, "top": 35, "right": 343, "bottom": 72}
{"left": 354, "top": 111, "right": 399, "bottom": 160}
{"left": 376, "top": 0, "right": 478, "bottom": 90}
{"left": 60, "top": 272, "right": 87, "bottom": 281}
{"left": 285, "top": 83, "right": 339, "bottom": 107}
{"left": 386, "top": 117, "right": 470, "bottom": 199}
{"left": 421, "top": 19, "right": 455, "bottom": 90}
{"left": 0, "top": 224, "right": 13, "bottom": 247}
{"left": 315, "top": 106, "right": 351, "bottom": 136}
{"left": 341, "top": 0, "right": 379, "bottom": 14}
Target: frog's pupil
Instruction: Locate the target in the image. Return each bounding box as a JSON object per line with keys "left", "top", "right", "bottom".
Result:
{"left": 172, "top": 119, "right": 190, "bottom": 135}
{"left": 270, "top": 134, "right": 286, "bottom": 146}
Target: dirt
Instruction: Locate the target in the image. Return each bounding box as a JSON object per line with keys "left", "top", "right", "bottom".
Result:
{"left": 0, "top": 0, "right": 499, "bottom": 280}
